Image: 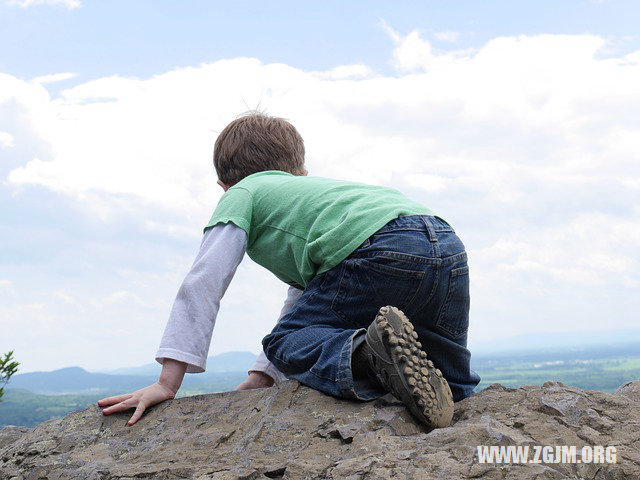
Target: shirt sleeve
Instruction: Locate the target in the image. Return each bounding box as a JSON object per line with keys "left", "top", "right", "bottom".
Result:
{"left": 248, "top": 285, "right": 304, "bottom": 383}
{"left": 205, "top": 186, "right": 253, "bottom": 235}
{"left": 155, "top": 223, "right": 247, "bottom": 373}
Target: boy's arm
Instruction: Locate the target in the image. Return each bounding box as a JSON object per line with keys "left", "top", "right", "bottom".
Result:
{"left": 236, "top": 286, "right": 303, "bottom": 390}
{"left": 155, "top": 222, "right": 247, "bottom": 372}
{"left": 98, "top": 223, "right": 247, "bottom": 424}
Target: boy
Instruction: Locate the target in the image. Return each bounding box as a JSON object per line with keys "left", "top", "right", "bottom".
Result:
{"left": 98, "top": 114, "right": 480, "bottom": 428}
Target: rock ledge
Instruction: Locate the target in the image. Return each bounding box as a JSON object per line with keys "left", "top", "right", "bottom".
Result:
{"left": 1, "top": 380, "right": 639, "bottom": 479}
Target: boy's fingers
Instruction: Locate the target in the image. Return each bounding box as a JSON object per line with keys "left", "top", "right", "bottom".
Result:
{"left": 101, "top": 398, "right": 137, "bottom": 415}
{"left": 97, "top": 393, "right": 133, "bottom": 406}
{"left": 128, "top": 403, "right": 146, "bottom": 426}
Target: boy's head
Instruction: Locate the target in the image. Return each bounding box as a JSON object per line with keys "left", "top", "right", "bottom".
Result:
{"left": 214, "top": 113, "right": 306, "bottom": 187}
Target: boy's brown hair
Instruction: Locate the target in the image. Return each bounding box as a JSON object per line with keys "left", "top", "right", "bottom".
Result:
{"left": 214, "top": 113, "right": 306, "bottom": 185}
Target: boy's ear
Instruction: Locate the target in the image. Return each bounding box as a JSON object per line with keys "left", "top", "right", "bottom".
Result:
{"left": 217, "top": 179, "right": 231, "bottom": 192}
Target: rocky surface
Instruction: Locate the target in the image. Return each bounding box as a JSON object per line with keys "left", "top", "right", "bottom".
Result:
{"left": 0, "top": 380, "right": 638, "bottom": 479}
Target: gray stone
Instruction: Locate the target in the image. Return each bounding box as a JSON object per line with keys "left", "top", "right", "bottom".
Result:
{"left": 0, "top": 380, "right": 638, "bottom": 479}
{"left": 0, "top": 426, "right": 30, "bottom": 452}
{"left": 615, "top": 380, "right": 640, "bottom": 401}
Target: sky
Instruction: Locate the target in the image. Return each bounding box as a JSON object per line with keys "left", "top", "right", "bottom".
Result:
{"left": 1, "top": 0, "right": 639, "bottom": 374}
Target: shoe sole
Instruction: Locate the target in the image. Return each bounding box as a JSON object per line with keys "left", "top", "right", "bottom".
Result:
{"left": 365, "top": 306, "right": 454, "bottom": 428}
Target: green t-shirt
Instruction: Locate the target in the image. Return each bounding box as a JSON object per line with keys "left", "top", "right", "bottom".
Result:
{"left": 205, "top": 171, "right": 433, "bottom": 288}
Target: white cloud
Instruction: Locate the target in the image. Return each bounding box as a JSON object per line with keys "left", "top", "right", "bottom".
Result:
{"left": 313, "top": 64, "right": 374, "bottom": 80}
{"left": 391, "top": 29, "right": 439, "bottom": 71}
{"left": 0, "top": 130, "right": 14, "bottom": 148}
{"left": 0, "top": 73, "right": 59, "bottom": 150}
{"left": 103, "top": 290, "right": 146, "bottom": 306}
{"left": 4, "top": 32, "right": 640, "bottom": 279}
{"left": 6, "top": 0, "right": 80, "bottom": 8}
{"left": 381, "top": 22, "right": 469, "bottom": 72}
{"left": 434, "top": 31, "right": 460, "bottom": 43}
{"left": 31, "top": 72, "right": 77, "bottom": 84}
{"left": 0, "top": 280, "right": 15, "bottom": 303}
{"left": 2, "top": 30, "right": 640, "bottom": 370}
{"left": 403, "top": 173, "right": 448, "bottom": 194}
{"left": 472, "top": 214, "right": 639, "bottom": 287}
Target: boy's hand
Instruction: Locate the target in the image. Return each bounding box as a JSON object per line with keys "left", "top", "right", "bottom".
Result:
{"left": 97, "top": 358, "right": 187, "bottom": 426}
{"left": 235, "top": 370, "right": 274, "bottom": 390}
{"left": 97, "top": 381, "right": 176, "bottom": 425}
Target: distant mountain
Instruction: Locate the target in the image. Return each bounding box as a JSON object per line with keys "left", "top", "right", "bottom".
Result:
{"left": 3, "top": 343, "right": 639, "bottom": 429}
{"left": 0, "top": 370, "right": 248, "bottom": 428}
{"left": 0, "top": 389, "right": 107, "bottom": 428}
{"left": 470, "top": 328, "right": 640, "bottom": 355}
{"left": 7, "top": 367, "right": 159, "bottom": 395}
{"left": 7, "top": 351, "right": 258, "bottom": 395}
{"left": 99, "top": 351, "right": 258, "bottom": 376}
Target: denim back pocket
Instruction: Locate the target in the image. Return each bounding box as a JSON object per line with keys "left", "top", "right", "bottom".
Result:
{"left": 331, "top": 256, "right": 426, "bottom": 327}
{"left": 435, "top": 264, "right": 470, "bottom": 339}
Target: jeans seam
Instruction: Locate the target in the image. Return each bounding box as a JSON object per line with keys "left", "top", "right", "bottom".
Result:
{"left": 352, "top": 251, "right": 442, "bottom": 265}
{"left": 275, "top": 356, "right": 337, "bottom": 382}
{"left": 425, "top": 267, "right": 440, "bottom": 305}
{"left": 435, "top": 263, "right": 469, "bottom": 339}
{"left": 360, "top": 258, "right": 425, "bottom": 277}
{"left": 440, "top": 252, "right": 467, "bottom": 266}
{"left": 269, "top": 348, "right": 337, "bottom": 382}
{"left": 401, "top": 272, "right": 425, "bottom": 310}
{"left": 337, "top": 332, "right": 353, "bottom": 394}
{"left": 331, "top": 262, "right": 349, "bottom": 322}
{"left": 337, "top": 329, "right": 367, "bottom": 398}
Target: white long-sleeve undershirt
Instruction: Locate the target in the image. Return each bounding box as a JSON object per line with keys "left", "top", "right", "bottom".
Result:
{"left": 155, "top": 222, "right": 298, "bottom": 382}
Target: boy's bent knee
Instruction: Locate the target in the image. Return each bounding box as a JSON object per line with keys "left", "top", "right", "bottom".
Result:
{"left": 261, "top": 333, "right": 293, "bottom": 374}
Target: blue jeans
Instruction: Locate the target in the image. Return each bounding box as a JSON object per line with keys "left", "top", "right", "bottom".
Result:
{"left": 262, "top": 215, "right": 480, "bottom": 402}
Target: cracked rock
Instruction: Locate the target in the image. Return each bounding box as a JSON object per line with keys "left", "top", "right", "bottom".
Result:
{"left": 0, "top": 380, "right": 638, "bottom": 479}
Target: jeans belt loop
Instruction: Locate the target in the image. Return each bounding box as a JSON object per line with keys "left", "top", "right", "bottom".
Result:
{"left": 421, "top": 215, "right": 441, "bottom": 257}
{"left": 421, "top": 216, "right": 437, "bottom": 243}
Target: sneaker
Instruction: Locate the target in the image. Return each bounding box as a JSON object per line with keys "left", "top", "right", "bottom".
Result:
{"left": 363, "top": 305, "right": 454, "bottom": 428}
